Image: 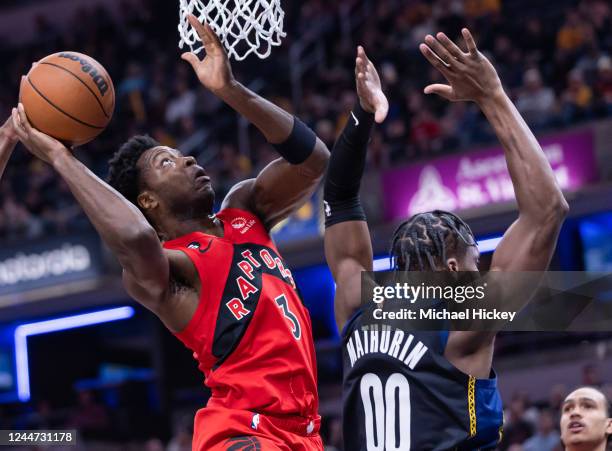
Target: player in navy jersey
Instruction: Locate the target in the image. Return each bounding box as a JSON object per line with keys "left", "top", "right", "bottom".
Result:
{"left": 323, "top": 30, "right": 569, "bottom": 450}
{"left": 11, "top": 15, "right": 329, "bottom": 451}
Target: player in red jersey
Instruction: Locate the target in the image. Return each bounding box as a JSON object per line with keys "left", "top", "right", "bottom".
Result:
{"left": 11, "top": 15, "right": 328, "bottom": 451}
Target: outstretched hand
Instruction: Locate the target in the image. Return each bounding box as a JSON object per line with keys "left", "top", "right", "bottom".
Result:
{"left": 419, "top": 29, "right": 503, "bottom": 104}
{"left": 11, "top": 101, "right": 69, "bottom": 164}
{"left": 355, "top": 46, "right": 389, "bottom": 124}
{"left": 181, "top": 14, "right": 235, "bottom": 94}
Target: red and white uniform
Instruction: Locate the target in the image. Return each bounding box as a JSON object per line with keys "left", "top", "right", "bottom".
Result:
{"left": 163, "top": 208, "right": 321, "bottom": 450}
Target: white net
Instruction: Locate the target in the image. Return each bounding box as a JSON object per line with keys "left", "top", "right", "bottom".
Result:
{"left": 178, "top": 0, "right": 286, "bottom": 61}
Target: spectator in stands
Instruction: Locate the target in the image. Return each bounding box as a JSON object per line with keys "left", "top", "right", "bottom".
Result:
{"left": 143, "top": 438, "right": 164, "bottom": 451}
{"left": 0, "top": 0, "right": 611, "bottom": 244}
{"left": 464, "top": 0, "right": 501, "bottom": 19}
{"left": 560, "top": 386, "right": 612, "bottom": 451}
{"left": 556, "top": 10, "right": 589, "bottom": 55}
{"left": 516, "top": 68, "right": 556, "bottom": 129}
{"left": 582, "top": 364, "right": 603, "bottom": 387}
{"left": 500, "top": 397, "right": 535, "bottom": 450}
{"left": 167, "top": 416, "right": 193, "bottom": 451}
{"left": 410, "top": 108, "right": 443, "bottom": 155}
{"left": 165, "top": 79, "right": 197, "bottom": 125}
{"left": 66, "top": 390, "right": 110, "bottom": 440}
{"left": 560, "top": 69, "right": 593, "bottom": 124}
{"left": 594, "top": 55, "right": 612, "bottom": 116}
{"left": 523, "top": 409, "right": 561, "bottom": 451}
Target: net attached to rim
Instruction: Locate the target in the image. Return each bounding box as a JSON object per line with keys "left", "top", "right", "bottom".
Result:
{"left": 178, "top": 0, "right": 286, "bottom": 61}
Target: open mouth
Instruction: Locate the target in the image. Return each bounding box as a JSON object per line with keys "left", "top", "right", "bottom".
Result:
{"left": 194, "top": 168, "right": 211, "bottom": 185}
{"left": 195, "top": 175, "right": 212, "bottom": 189}
{"left": 568, "top": 421, "right": 585, "bottom": 432}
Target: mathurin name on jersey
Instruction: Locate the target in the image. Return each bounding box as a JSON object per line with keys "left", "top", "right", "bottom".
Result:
{"left": 345, "top": 326, "right": 428, "bottom": 369}
{"left": 372, "top": 308, "right": 516, "bottom": 321}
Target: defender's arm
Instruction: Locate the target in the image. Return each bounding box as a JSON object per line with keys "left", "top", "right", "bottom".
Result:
{"left": 0, "top": 116, "right": 18, "bottom": 180}
{"left": 181, "top": 15, "right": 329, "bottom": 228}
{"left": 11, "top": 105, "right": 188, "bottom": 329}
{"left": 324, "top": 47, "right": 388, "bottom": 331}
{"left": 420, "top": 30, "right": 568, "bottom": 377}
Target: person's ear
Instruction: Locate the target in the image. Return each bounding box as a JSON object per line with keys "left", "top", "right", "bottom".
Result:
{"left": 137, "top": 191, "right": 158, "bottom": 211}
{"left": 446, "top": 257, "right": 459, "bottom": 272}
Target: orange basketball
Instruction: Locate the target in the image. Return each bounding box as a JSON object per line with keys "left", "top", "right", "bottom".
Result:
{"left": 19, "top": 51, "right": 115, "bottom": 147}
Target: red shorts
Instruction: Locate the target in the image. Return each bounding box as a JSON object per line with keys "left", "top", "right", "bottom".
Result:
{"left": 192, "top": 406, "right": 323, "bottom": 451}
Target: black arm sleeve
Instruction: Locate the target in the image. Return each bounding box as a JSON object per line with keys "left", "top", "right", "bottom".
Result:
{"left": 323, "top": 103, "right": 375, "bottom": 228}
{"left": 271, "top": 116, "right": 317, "bottom": 165}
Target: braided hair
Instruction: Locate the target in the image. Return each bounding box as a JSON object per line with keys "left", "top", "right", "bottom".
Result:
{"left": 390, "top": 210, "right": 477, "bottom": 271}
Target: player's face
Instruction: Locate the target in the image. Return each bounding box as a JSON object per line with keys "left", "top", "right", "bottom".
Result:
{"left": 560, "top": 388, "right": 612, "bottom": 449}
{"left": 137, "top": 146, "right": 215, "bottom": 216}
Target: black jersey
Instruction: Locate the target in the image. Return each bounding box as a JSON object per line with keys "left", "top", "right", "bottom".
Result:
{"left": 342, "top": 308, "right": 503, "bottom": 451}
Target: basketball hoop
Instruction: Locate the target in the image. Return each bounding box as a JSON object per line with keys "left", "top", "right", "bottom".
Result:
{"left": 178, "top": 0, "right": 286, "bottom": 61}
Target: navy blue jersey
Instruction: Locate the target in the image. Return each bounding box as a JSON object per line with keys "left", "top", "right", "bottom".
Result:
{"left": 342, "top": 308, "right": 503, "bottom": 451}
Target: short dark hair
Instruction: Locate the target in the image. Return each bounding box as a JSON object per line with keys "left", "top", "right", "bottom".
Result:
{"left": 390, "top": 210, "right": 477, "bottom": 271}
{"left": 579, "top": 386, "right": 612, "bottom": 417}
{"left": 107, "top": 135, "right": 160, "bottom": 206}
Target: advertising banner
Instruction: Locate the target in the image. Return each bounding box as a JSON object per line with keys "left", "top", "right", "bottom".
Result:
{"left": 382, "top": 130, "right": 597, "bottom": 221}
{"left": 0, "top": 234, "right": 104, "bottom": 299}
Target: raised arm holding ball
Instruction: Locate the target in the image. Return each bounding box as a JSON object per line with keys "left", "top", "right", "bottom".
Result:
{"left": 13, "top": 15, "right": 329, "bottom": 451}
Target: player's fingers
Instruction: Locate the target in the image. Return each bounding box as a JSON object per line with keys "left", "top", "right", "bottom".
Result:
{"left": 358, "top": 46, "right": 372, "bottom": 65}
{"left": 424, "top": 83, "right": 454, "bottom": 100}
{"left": 462, "top": 28, "right": 478, "bottom": 55}
{"left": 17, "top": 103, "right": 33, "bottom": 133}
{"left": 203, "top": 23, "right": 223, "bottom": 50}
{"left": 419, "top": 44, "right": 452, "bottom": 78}
{"left": 181, "top": 52, "right": 200, "bottom": 68}
{"left": 356, "top": 56, "right": 367, "bottom": 73}
{"left": 424, "top": 35, "right": 454, "bottom": 67}
{"left": 11, "top": 108, "right": 29, "bottom": 142}
{"left": 187, "top": 14, "right": 207, "bottom": 40}
{"left": 437, "top": 32, "right": 466, "bottom": 61}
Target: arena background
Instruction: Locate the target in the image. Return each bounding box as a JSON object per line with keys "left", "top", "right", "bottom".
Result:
{"left": 0, "top": 0, "right": 611, "bottom": 449}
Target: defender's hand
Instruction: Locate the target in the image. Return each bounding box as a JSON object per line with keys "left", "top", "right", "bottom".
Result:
{"left": 181, "top": 14, "right": 235, "bottom": 95}
{"left": 419, "top": 29, "right": 503, "bottom": 104}
{"left": 12, "top": 103, "right": 69, "bottom": 165}
{"left": 0, "top": 115, "right": 18, "bottom": 145}
{"left": 355, "top": 46, "right": 389, "bottom": 123}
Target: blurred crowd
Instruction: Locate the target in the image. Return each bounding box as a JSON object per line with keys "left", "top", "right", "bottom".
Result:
{"left": 496, "top": 365, "right": 612, "bottom": 451}
{"left": 1, "top": 363, "right": 609, "bottom": 450}
{"left": 0, "top": 0, "right": 611, "bottom": 243}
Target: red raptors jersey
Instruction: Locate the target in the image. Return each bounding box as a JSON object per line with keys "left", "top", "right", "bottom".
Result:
{"left": 163, "top": 208, "right": 319, "bottom": 421}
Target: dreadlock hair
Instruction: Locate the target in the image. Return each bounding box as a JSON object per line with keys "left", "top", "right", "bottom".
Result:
{"left": 107, "top": 135, "right": 160, "bottom": 208}
{"left": 390, "top": 210, "right": 477, "bottom": 271}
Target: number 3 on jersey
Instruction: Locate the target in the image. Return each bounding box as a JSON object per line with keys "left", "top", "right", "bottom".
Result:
{"left": 274, "top": 294, "right": 301, "bottom": 340}
{"left": 361, "top": 373, "right": 411, "bottom": 450}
